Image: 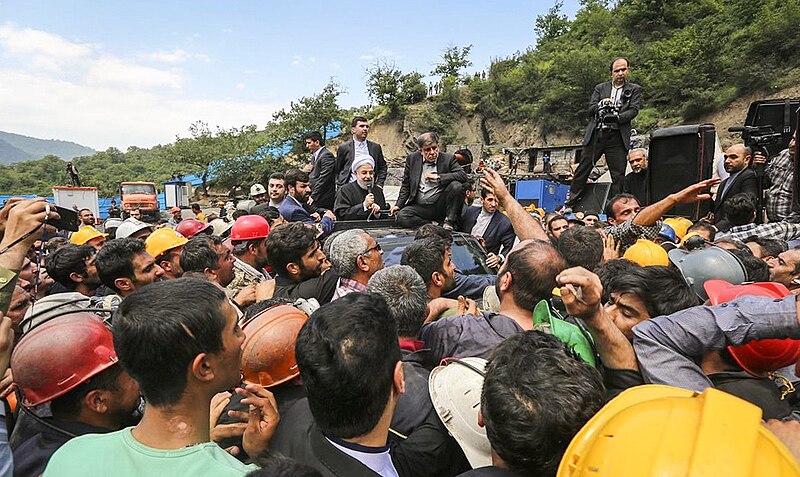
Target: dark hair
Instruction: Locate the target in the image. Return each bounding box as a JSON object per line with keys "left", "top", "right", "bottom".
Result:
{"left": 482, "top": 331, "right": 605, "bottom": 477}
{"left": 243, "top": 298, "right": 294, "bottom": 323}
{"left": 45, "top": 245, "right": 95, "bottom": 290}
{"left": 724, "top": 193, "right": 757, "bottom": 226}
{"left": 296, "top": 293, "right": 401, "bottom": 438}
{"left": 50, "top": 365, "right": 123, "bottom": 419}
{"left": 95, "top": 238, "right": 146, "bottom": 292}
{"left": 547, "top": 215, "right": 567, "bottom": 233}
{"left": 191, "top": 203, "right": 201, "bottom": 211}
{"left": 367, "top": 265, "right": 428, "bottom": 337}
{"left": 414, "top": 224, "right": 452, "bottom": 244}
{"left": 401, "top": 237, "right": 448, "bottom": 288}
{"left": 610, "top": 57, "right": 629, "bottom": 71}
{"left": 350, "top": 116, "right": 368, "bottom": 128}
{"left": 480, "top": 187, "right": 495, "bottom": 200}
{"left": 304, "top": 131, "right": 323, "bottom": 145}
{"left": 45, "top": 236, "right": 70, "bottom": 255}
{"left": 284, "top": 169, "right": 310, "bottom": 190}
{"left": 113, "top": 278, "right": 228, "bottom": 406}
{"left": 687, "top": 221, "right": 717, "bottom": 240}
{"left": 265, "top": 222, "right": 317, "bottom": 276}
{"left": 504, "top": 240, "right": 566, "bottom": 310}
{"left": 605, "top": 265, "right": 699, "bottom": 316}
{"left": 744, "top": 235, "right": 787, "bottom": 258}
{"left": 248, "top": 455, "right": 323, "bottom": 477}
{"left": 232, "top": 209, "right": 248, "bottom": 221}
{"left": 594, "top": 259, "right": 640, "bottom": 301}
{"left": 269, "top": 171, "right": 285, "bottom": 182}
{"left": 78, "top": 208, "right": 92, "bottom": 215}
{"left": 603, "top": 193, "right": 637, "bottom": 220}
{"left": 728, "top": 248, "right": 769, "bottom": 282}
{"left": 250, "top": 204, "right": 283, "bottom": 228}
{"left": 557, "top": 226, "right": 603, "bottom": 271}
{"left": 712, "top": 237, "right": 750, "bottom": 253}
{"left": 180, "top": 235, "right": 225, "bottom": 273}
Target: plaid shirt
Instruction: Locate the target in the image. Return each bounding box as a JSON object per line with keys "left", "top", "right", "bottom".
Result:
{"left": 604, "top": 214, "right": 663, "bottom": 251}
{"left": 724, "top": 221, "right": 800, "bottom": 242}
{"left": 331, "top": 277, "right": 367, "bottom": 301}
{"left": 765, "top": 148, "right": 797, "bottom": 222}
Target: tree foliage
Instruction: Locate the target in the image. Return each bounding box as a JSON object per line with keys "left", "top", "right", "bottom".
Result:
{"left": 432, "top": 45, "right": 473, "bottom": 82}
{"left": 366, "top": 61, "right": 427, "bottom": 118}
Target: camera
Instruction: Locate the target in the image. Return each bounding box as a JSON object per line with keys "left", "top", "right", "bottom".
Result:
{"left": 596, "top": 104, "right": 620, "bottom": 130}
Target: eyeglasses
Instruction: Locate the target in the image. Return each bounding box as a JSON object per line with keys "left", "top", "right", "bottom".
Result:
{"left": 361, "top": 243, "right": 382, "bottom": 256}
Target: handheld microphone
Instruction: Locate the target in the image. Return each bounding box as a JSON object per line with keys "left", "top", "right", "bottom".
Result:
{"left": 366, "top": 180, "right": 373, "bottom": 195}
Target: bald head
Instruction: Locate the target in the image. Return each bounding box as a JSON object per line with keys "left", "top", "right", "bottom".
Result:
{"left": 497, "top": 240, "right": 566, "bottom": 311}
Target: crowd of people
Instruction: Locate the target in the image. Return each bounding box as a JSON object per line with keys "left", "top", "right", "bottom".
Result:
{"left": 2, "top": 72, "right": 800, "bottom": 476}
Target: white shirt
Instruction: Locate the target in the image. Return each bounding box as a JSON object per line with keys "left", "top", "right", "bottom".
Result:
{"left": 471, "top": 210, "right": 494, "bottom": 237}
{"left": 350, "top": 138, "right": 371, "bottom": 182}
{"left": 610, "top": 84, "right": 623, "bottom": 105}
{"left": 327, "top": 438, "right": 399, "bottom": 477}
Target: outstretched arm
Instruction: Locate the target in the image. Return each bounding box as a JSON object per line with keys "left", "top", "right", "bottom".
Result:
{"left": 480, "top": 168, "right": 548, "bottom": 242}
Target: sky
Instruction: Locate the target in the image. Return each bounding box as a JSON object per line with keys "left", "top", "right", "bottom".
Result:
{"left": 0, "top": 0, "right": 582, "bottom": 151}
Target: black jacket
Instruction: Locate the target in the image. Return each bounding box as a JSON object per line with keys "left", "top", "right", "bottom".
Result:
{"left": 336, "top": 139, "right": 387, "bottom": 188}
{"left": 713, "top": 168, "right": 759, "bottom": 227}
{"left": 582, "top": 81, "right": 642, "bottom": 149}
{"left": 396, "top": 152, "right": 467, "bottom": 209}
{"left": 310, "top": 147, "right": 337, "bottom": 211}
{"left": 459, "top": 206, "right": 516, "bottom": 256}
{"left": 13, "top": 418, "right": 109, "bottom": 477}
{"left": 334, "top": 182, "right": 388, "bottom": 221}
{"left": 273, "top": 270, "right": 338, "bottom": 305}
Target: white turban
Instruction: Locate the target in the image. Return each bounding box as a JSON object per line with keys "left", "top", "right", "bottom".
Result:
{"left": 351, "top": 154, "right": 375, "bottom": 173}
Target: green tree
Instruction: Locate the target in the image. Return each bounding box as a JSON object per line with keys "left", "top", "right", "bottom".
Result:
{"left": 432, "top": 45, "right": 473, "bottom": 82}
{"left": 366, "top": 61, "right": 427, "bottom": 118}
{"left": 534, "top": 1, "right": 570, "bottom": 45}
{"left": 267, "top": 80, "right": 345, "bottom": 154}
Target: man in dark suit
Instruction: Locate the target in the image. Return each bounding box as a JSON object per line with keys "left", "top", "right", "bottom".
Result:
{"left": 335, "top": 116, "right": 387, "bottom": 189}
{"left": 567, "top": 57, "right": 642, "bottom": 206}
{"left": 306, "top": 131, "right": 336, "bottom": 210}
{"left": 713, "top": 143, "right": 759, "bottom": 231}
{"left": 390, "top": 132, "right": 467, "bottom": 230}
{"left": 460, "top": 189, "right": 516, "bottom": 267}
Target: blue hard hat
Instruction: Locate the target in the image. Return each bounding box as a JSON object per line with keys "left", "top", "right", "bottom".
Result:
{"left": 658, "top": 223, "right": 676, "bottom": 243}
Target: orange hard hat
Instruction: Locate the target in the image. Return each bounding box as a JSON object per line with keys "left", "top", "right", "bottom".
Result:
{"left": 704, "top": 280, "right": 800, "bottom": 377}
{"left": 241, "top": 304, "right": 308, "bottom": 387}
{"left": 231, "top": 215, "right": 270, "bottom": 242}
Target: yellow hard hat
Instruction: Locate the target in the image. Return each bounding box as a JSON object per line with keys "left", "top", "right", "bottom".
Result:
{"left": 558, "top": 384, "right": 800, "bottom": 477}
{"left": 622, "top": 239, "right": 669, "bottom": 267}
{"left": 145, "top": 228, "right": 188, "bottom": 259}
{"left": 70, "top": 225, "right": 107, "bottom": 245}
{"left": 681, "top": 230, "right": 705, "bottom": 246}
{"left": 663, "top": 217, "right": 693, "bottom": 240}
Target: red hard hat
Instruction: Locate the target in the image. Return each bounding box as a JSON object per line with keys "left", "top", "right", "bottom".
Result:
{"left": 704, "top": 280, "right": 800, "bottom": 377}
{"left": 10, "top": 313, "right": 118, "bottom": 407}
{"left": 176, "top": 218, "right": 212, "bottom": 238}
{"left": 231, "top": 215, "right": 270, "bottom": 242}
{"left": 241, "top": 305, "right": 308, "bottom": 388}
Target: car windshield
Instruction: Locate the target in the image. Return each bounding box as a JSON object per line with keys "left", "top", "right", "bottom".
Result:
{"left": 378, "top": 231, "right": 493, "bottom": 276}
{"left": 122, "top": 184, "right": 155, "bottom": 195}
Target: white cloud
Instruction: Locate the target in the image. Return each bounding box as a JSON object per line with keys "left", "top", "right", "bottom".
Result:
{"left": 359, "top": 47, "right": 401, "bottom": 62}
{"left": 290, "top": 55, "right": 317, "bottom": 68}
{"left": 221, "top": 28, "right": 233, "bottom": 34}
{"left": 0, "top": 24, "right": 280, "bottom": 149}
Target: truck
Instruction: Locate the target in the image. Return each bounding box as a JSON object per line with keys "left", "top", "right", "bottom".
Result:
{"left": 120, "top": 181, "right": 159, "bottom": 221}
{"left": 52, "top": 186, "right": 99, "bottom": 224}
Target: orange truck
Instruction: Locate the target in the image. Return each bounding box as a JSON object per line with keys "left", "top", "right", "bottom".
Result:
{"left": 119, "top": 182, "right": 159, "bottom": 221}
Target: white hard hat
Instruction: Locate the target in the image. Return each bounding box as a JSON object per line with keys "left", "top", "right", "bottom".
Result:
{"left": 116, "top": 218, "right": 153, "bottom": 239}
{"left": 429, "top": 357, "right": 491, "bottom": 469}
{"left": 209, "top": 218, "right": 234, "bottom": 237}
{"left": 103, "top": 218, "right": 123, "bottom": 231}
{"left": 250, "top": 183, "right": 267, "bottom": 196}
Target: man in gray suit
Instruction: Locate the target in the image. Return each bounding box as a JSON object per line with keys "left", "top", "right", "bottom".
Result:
{"left": 567, "top": 57, "right": 642, "bottom": 207}
{"left": 335, "top": 116, "right": 387, "bottom": 189}
{"left": 390, "top": 132, "right": 467, "bottom": 230}
{"left": 306, "top": 131, "right": 337, "bottom": 210}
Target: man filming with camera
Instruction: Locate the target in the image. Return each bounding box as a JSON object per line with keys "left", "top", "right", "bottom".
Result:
{"left": 567, "top": 57, "right": 642, "bottom": 207}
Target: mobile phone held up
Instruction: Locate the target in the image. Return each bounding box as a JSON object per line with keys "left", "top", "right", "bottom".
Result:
{"left": 46, "top": 205, "right": 79, "bottom": 232}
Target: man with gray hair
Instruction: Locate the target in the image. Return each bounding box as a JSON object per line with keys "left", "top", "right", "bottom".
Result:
{"left": 391, "top": 132, "right": 467, "bottom": 230}
{"left": 327, "top": 228, "right": 384, "bottom": 300}
{"left": 623, "top": 147, "right": 648, "bottom": 205}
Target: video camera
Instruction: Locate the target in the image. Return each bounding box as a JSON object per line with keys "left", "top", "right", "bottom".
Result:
{"left": 728, "top": 125, "right": 784, "bottom": 158}
{"left": 596, "top": 104, "right": 620, "bottom": 130}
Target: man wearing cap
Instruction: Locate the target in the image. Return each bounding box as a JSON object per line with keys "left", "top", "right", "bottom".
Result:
{"left": 250, "top": 183, "right": 268, "bottom": 205}
{"left": 391, "top": 132, "right": 467, "bottom": 230}
{"left": 145, "top": 228, "right": 188, "bottom": 280}
{"left": 333, "top": 156, "right": 388, "bottom": 220}
{"left": 11, "top": 314, "right": 141, "bottom": 476}
{"left": 227, "top": 215, "right": 272, "bottom": 296}
{"left": 306, "top": 131, "right": 337, "bottom": 211}
{"left": 335, "top": 116, "right": 387, "bottom": 189}
{"left": 168, "top": 207, "right": 182, "bottom": 227}
{"left": 115, "top": 218, "right": 153, "bottom": 241}
{"left": 70, "top": 225, "right": 108, "bottom": 250}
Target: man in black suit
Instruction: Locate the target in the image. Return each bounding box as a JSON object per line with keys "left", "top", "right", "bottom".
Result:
{"left": 391, "top": 132, "right": 467, "bottom": 230}
{"left": 713, "top": 143, "right": 759, "bottom": 231}
{"left": 335, "top": 116, "right": 387, "bottom": 189}
{"left": 306, "top": 131, "right": 336, "bottom": 210}
{"left": 460, "top": 189, "right": 516, "bottom": 268}
{"left": 567, "top": 57, "right": 642, "bottom": 206}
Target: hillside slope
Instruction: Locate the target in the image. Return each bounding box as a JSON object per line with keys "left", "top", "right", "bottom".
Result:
{"left": 0, "top": 130, "right": 95, "bottom": 164}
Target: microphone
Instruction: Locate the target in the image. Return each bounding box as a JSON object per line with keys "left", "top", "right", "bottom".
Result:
{"left": 366, "top": 180, "right": 373, "bottom": 195}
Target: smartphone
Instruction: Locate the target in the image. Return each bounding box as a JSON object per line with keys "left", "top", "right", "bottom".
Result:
{"left": 45, "top": 205, "right": 79, "bottom": 232}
